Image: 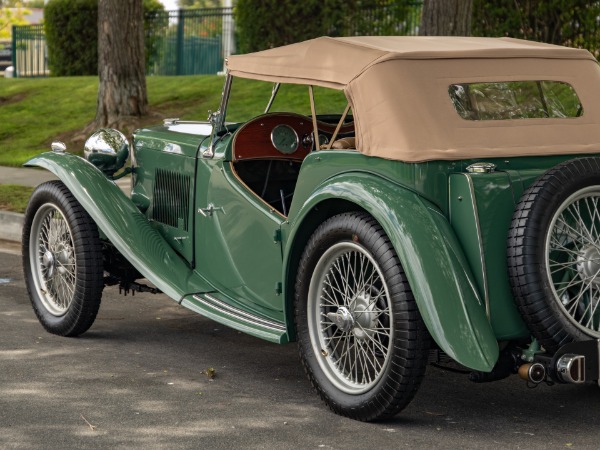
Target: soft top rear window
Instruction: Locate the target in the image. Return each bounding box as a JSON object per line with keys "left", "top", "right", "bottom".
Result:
{"left": 448, "top": 81, "right": 583, "bottom": 121}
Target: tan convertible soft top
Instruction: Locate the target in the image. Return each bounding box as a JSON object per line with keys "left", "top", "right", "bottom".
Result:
{"left": 227, "top": 37, "right": 600, "bottom": 162}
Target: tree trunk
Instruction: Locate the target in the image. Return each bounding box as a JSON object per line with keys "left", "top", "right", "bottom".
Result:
{"left": 420, "top": 0, "right": 473, "bottom": 36}
{"left": 94, "top": 0, "right": 148, "bottom": 129}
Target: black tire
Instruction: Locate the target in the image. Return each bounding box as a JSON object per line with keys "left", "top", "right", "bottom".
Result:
{"left": 294, "top": 212, "right": 429, "bottom": 421}
{"left": 22, "top": 181, "right": 104, "bottom": 337}
{"left": 508, "top": 157, "right": 600, "bottom": 352}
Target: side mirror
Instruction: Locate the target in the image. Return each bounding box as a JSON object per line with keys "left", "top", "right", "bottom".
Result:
{"left": 84, "top": 129, "right": 129, "bottom": 176}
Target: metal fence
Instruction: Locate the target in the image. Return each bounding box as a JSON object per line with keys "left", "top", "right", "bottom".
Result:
{"left": 11, "top": 25, "right": 48, "bottom": 77}
{"left": 11, "top": 3, "right": 422, "bottom": 78}
{"left": 146, "top": 7, "right": 234, "bottom": 76}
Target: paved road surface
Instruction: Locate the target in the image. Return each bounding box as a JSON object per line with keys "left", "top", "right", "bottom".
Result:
{"left": 1, "top": 248, "right": 599, "bottom": 449}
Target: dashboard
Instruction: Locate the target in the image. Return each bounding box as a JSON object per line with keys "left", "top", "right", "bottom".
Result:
{"left": 232, "top": 113, "right": 354, "bottom": 161}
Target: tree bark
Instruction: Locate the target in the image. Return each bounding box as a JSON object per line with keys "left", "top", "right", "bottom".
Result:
{"left": 94, "top": 0, "right": 148, "bottom": 129}
{"left": 420, "top": 0, "right": 473, "bottom": 36}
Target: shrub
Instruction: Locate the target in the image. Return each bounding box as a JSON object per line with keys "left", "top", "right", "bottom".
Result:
{"left": 45, "top": 0, "right": 165, "bottom": 76}
{"left": 45, "top": 0, "right": 98, "bottom": 76}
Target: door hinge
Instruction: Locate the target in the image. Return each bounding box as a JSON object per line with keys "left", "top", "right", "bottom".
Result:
{"left": 275, "top": 282, "right": 282, "bottom": 296}
{"left": 273, "top": 229, "right": 282, "bottom": 244}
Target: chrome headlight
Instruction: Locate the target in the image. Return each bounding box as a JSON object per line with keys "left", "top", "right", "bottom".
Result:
{"left": 84, "top": 128, "right": 129, "bottom": 176}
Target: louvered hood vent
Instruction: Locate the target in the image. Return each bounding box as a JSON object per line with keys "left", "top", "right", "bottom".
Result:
{"left": 151, "top": 169, "right": 191, "bottom": 231}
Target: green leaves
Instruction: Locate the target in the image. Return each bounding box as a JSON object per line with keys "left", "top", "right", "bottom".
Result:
{"left": 472, "top": 0, "right": 600, "bottom": 58}
{"left": 235, "top": 0, "right": 422, "bottom": 53}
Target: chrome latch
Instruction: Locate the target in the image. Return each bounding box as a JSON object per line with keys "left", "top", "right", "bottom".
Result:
{"left": 466, "top": 162, "right": 496, "bottom": 173}
{"left": 198, "top": 204, "right": 226, "bottom": 217}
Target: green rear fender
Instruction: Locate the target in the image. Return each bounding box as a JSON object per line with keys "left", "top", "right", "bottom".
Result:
{"left": 285, "top": 173, "right": 498, "bottom": 371}
{"left": 25, "top": 152, "right": 212, "bottom": 301}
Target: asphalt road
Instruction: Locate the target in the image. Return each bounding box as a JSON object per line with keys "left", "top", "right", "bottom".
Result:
{"left": 1, "top": 247, "right": 600, "bottom": 449}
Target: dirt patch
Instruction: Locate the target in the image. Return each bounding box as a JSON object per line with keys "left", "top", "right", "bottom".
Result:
{"left": 0, "top": 92, "right": 27, "bottom": 106}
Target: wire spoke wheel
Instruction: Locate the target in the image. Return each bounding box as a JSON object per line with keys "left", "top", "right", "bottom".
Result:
{"left": 545, "top": 187, "right": 600, "bottom": 336}
{"left": 295, "top": 212, "right": 429, "bottom": 421}
{"left": 308, "top": 242, "right": 392, "bottom": 394}
{"left": 22, "top": 181, "right": 104, "bottom": 337}
{"left": 30, "top": 203, "right": 77, "bottom": 316}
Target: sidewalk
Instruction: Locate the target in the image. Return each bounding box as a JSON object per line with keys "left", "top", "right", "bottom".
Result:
{"left": 0, "top": 166, "right": 131, "bottom": 243}
{"left": 0, "top": 166, "right": 58, "bottom": 187}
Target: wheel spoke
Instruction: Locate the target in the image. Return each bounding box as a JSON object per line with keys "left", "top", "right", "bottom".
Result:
{"left": 320, "top": 287, "right": 340, "bottom": 307}
{"left": 323, "top": 276, "right": 346, "bottom": 303}
{"left": 574, "top": 200, "right": 598, "bottom": 244}
{"left": 556, "top": 216, "right": 590, "bottom": 249}
{"left": 582, "top": 197, "right": 600, "bottom": 242}
{"left": 549, "top": 238, "right": 580, "bottom": 256}
{"left": 333, "top": 259, "right": 350, "bottom": 304}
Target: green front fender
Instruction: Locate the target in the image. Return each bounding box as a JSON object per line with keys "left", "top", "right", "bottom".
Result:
{"left": 25, "top": 152, "right": 212, "bottom": 301}
{"left": 285, "top": 173, "right": 499, "bottom": 372}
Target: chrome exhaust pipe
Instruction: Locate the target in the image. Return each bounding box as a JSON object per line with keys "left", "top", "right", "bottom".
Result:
{"left": 556, "top": 354, "right": 585, "bottom": 384}
{"left": 518, "top": 362, "right": 546, "bottom": 384}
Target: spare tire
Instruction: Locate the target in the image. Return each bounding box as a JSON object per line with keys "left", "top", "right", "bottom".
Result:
{"left": 508, "top": 157, "right": 600, "bottom": 353}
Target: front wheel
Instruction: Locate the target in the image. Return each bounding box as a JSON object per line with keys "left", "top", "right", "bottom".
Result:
{"left": 22, "top": 181, "right": 104, "bottom": 337}
{"left": 295, "top": 212, "right": 429, "bottom": 421}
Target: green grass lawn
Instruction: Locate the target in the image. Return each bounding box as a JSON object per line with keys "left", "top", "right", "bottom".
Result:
{"left": 0, "top": 184, "right": 34, "bottom": 213}
{"left": 0, "top": 76, "right": 225, "bottom": 166}
{"left": 0, "top": 76, "right": 348, "bottom": 167}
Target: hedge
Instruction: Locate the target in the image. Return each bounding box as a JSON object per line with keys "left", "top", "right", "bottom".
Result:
{"left": 45, "top": 0, "right": 98, "bottom": 76}
{"left": 472, "top": 0, "right": 600, "bottom": 57}
{"left": 235, "top": 0, "right": 422, "bottom": 54}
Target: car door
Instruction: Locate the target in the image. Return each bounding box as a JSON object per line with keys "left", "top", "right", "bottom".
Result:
{"left": 194, "top": 149, "right": 286, "bottom": 321}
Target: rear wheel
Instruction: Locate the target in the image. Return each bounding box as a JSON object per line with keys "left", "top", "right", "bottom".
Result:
{"left": 22, "top": 181, "right": 104, "bottom": 337}
{"left": 295, "top": 212, "right": 429, "bottom": 421}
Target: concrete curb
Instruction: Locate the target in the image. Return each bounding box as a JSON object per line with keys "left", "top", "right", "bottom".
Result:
{"left": 0, "top": 210, "right": 24, "bottom": 243}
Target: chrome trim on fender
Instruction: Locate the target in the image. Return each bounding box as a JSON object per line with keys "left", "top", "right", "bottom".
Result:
{"left": 460, "top": 174, "right": 490, "bottom": 318}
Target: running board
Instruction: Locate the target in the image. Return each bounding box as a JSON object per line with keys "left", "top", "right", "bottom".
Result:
{"left": 181, "top": 293, "right": 288, "bottom": 344}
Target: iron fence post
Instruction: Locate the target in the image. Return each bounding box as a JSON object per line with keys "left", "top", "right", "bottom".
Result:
{"left": 176, "top": 9, "right": 185, "bottom": 76}
{"left": 11, "top": 25, "right": 16, "bottom": 78}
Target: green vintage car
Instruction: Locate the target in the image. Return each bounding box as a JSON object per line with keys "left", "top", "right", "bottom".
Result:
{"left": 22, "top": 37, "right": 600, "bottom": 421}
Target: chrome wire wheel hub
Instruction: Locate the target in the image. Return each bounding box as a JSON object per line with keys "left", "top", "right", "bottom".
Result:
{"left": 42, "top": 250, "right": 56, "bottom": 278}
{"left": 546, "top": 187, "right": 600, "bottom": 336}
{"left": 29, "top": 203, "right": 77, "bottom": 317}
{"left": 351, "top": 291, "right": 378, "bottom": 340}
{"left": 326, "top": 306, "right": 354, "bottom": 333}
{"left": 576, "top": 245, "right": 600, "bottom": 286}
{"left": 307, "top": 241, "right": 393, "bottom": 395}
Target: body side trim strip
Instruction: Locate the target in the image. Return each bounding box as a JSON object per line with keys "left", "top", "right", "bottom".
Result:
{"left": 193, "top": 293, "right": 286, "bottom": 332}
